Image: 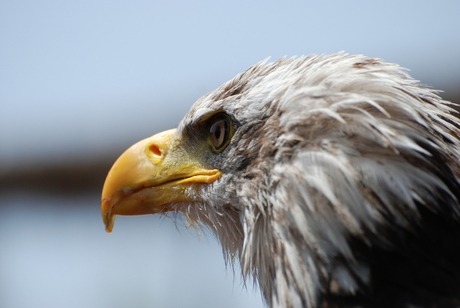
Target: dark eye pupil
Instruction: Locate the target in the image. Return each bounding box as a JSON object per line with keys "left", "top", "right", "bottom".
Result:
{"left": 209, "top": 118, "right": 227, "bottom": 150}
{"left": 214, "top": 125, "right": 221, "bottom": 140}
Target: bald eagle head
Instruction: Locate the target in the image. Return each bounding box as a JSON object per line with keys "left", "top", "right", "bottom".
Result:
{"left": 102, "top": 53, "right": 460, "bottom": 307}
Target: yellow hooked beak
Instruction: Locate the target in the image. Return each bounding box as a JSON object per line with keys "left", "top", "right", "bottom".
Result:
{"left": 101, "top": 128, "right": 221, "bottom": 233}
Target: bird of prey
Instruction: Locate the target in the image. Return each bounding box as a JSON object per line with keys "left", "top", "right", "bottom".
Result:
{"left": 101, "top": 53, "right": 460, "bottom": 308}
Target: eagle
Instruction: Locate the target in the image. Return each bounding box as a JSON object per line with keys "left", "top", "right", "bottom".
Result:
{"left": 101, "top": 53, "right": 460, "bottom": 308}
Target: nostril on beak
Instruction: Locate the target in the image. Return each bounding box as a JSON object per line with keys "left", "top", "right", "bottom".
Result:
{"left": 149, "top": 144, "right": 161, "bottom": 156}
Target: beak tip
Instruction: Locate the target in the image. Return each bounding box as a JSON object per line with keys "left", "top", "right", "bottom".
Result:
{"left": 102, "top": 198, "right": 115, "bottom": 233}
{"left": 104, "top": 213, "right": 115, "bottom": 233}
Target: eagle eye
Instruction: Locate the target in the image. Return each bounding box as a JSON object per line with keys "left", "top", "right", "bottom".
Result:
{"left": 208, "top": 113, "right": 232, "bottom": 152}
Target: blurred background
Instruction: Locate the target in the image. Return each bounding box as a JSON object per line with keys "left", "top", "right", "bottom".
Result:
{"left": 1, "top": 1, "right": 460, "bottom": 307}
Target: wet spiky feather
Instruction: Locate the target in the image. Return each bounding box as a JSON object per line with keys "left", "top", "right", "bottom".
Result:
{"left": 175, "top": 54, "right": 460, "bottom": 307}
